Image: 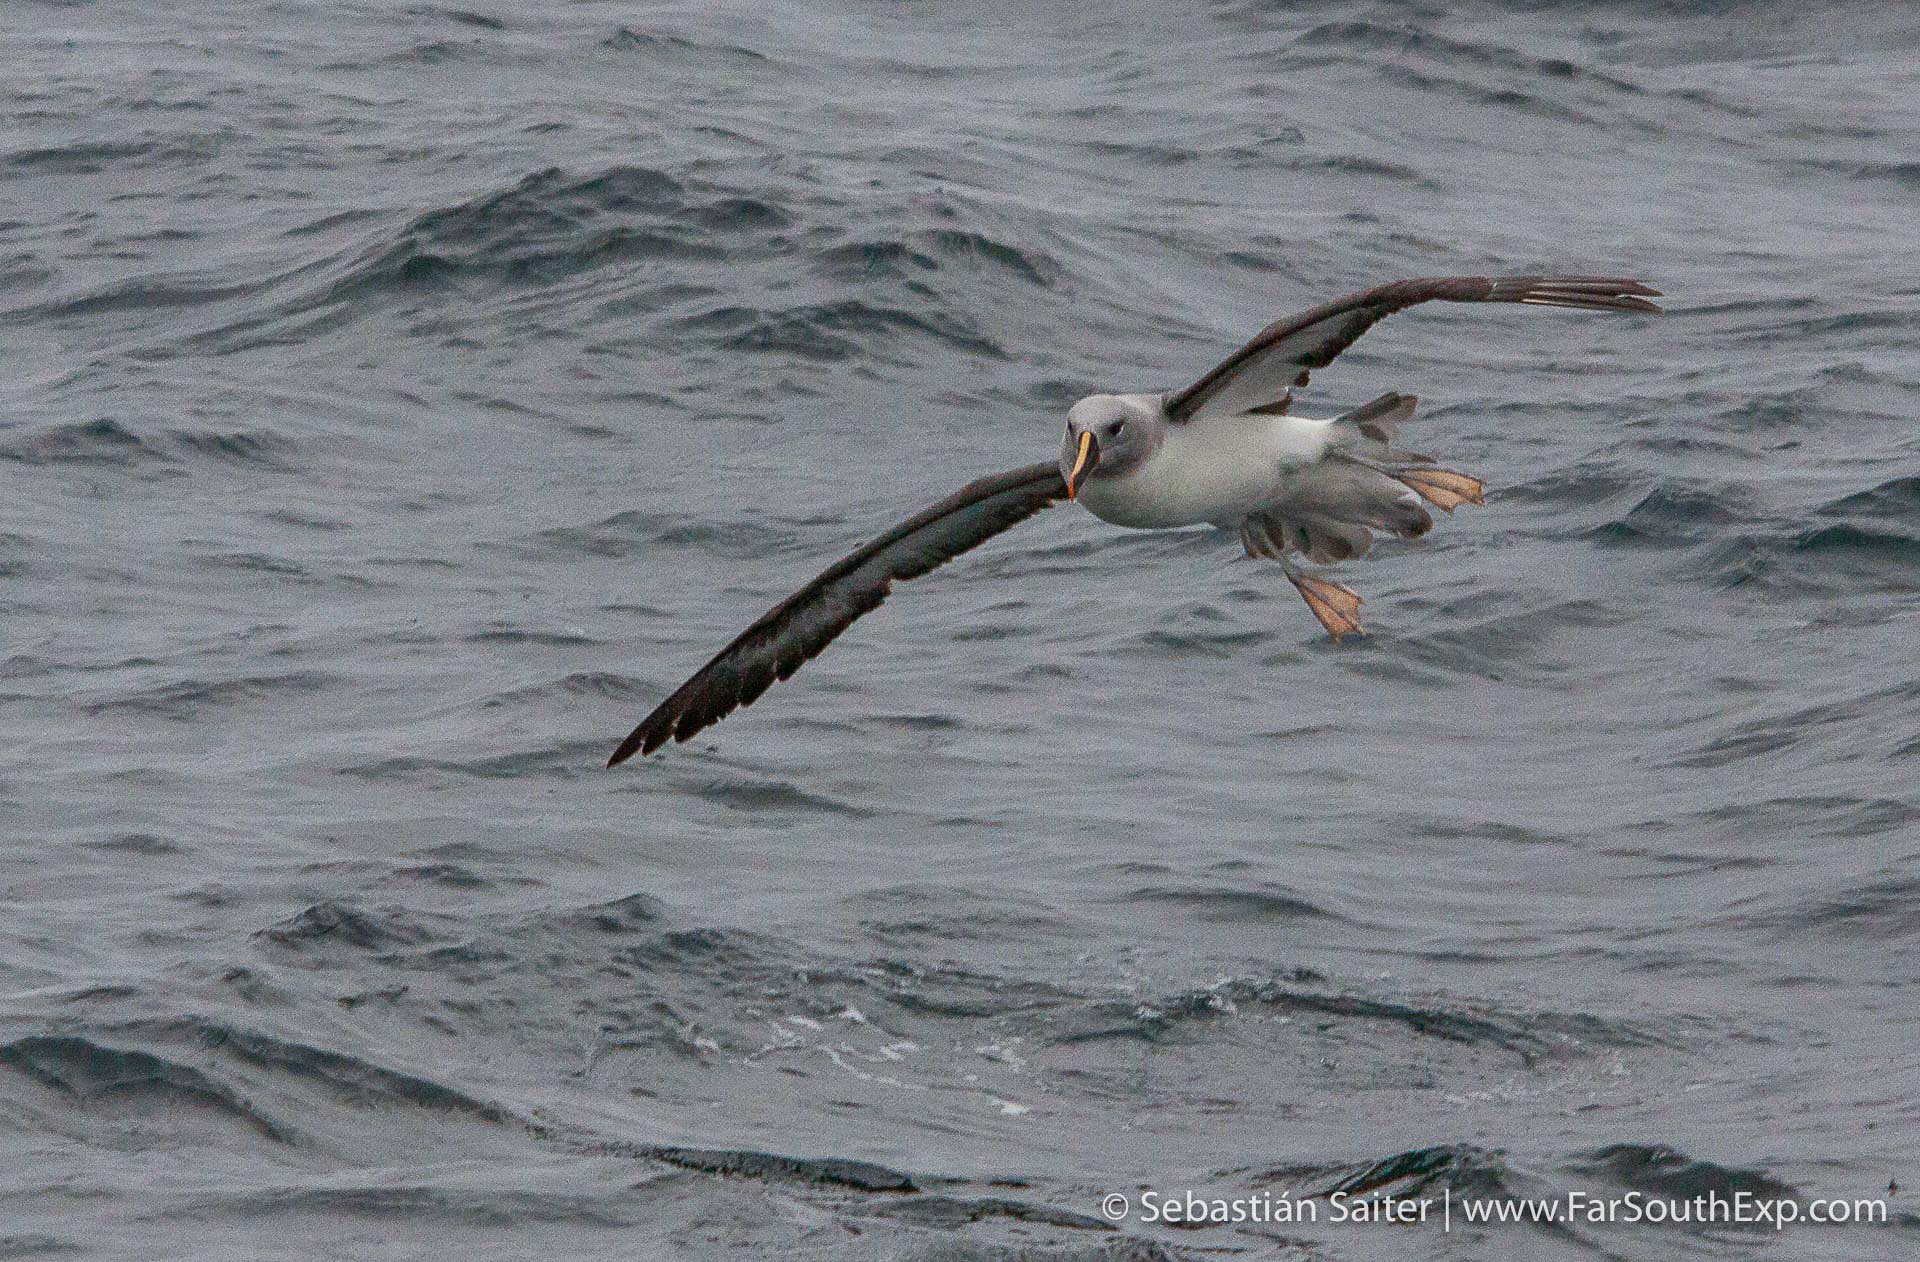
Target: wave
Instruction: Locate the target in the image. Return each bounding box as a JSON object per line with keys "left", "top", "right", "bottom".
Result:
{"left": 1113, "top": 883, "right": 1336, "bottom": 923}
{"left": 260, "top": 900, "right": 448, "bottom": 952}
{"left": 0, "top": 417, "right": 303, "bottom": 478}
{"left": 1318, "top": 1143, "right": 1520, "bottom": 1201}
{"left": 160, "top": 1184, "right": 637, "bottom": 1228}
{"left": 814, "top": 229, "right": 1060, "bottom": 288}
{"left": 338, "top": 742, "right": 606, "bottom": 782}
{"left": 11, "top": 146, "right": 1080, "bottom": 392}
{"left": 84, "top": 670, "right": 340, "bottom": 719}
{"left": 0, "top": 1034, "right": 297, "bottom": 1144}
{"left": 851, "top": 884, "right": 1083, "bottom": 946}
{"left": 1787, "top": 158, "right": 1920, "bottom": 188}
{"left": 0, "top": 418, "right": 163, "bottom": 470}
{"left": 1726, "top": 868, "right": 1920, "bottom": 941}
{"left": 4, "top": 135, "right": 224, "bottom": 175}
{"left": 1566, "top": 1142, "right": 1799, "bottom": 1203}
{"left": 480, "top": 671, "right": 650, "bottom": 708}
{"left": 1669, "top": 679, "right": 1920, "bottom": 769}
{"left": 432, "top": 9, "right": 506, "bottom": 31}
{"left": 506, "top": 505, "right": 840, "bottom": 563}
{"left": 640, "top": 1144, "right": 916, "bottom": 1191}
{"left": 686, "top": 776, "right": 878, "bottom": 818}
{"left": 1587, "top": 480, "right": 1746, "bottom": 547}
{"left": 19, "top": 275, "right": 269, "bottom": 322}
{"left": 205, "top": 1024, "right": 509, "bottom": 1122}
{"left": 1562, "top": 469, "right": 1920, "bottom": 597}
{"left": 1290, "top": 18, "right": 1647, "bottom": 96}
{"left": 154, "top": 165, "right": 767, "bottom": 353}
{"left": 668, "top": 297, "right": 1009, "bottom": 363}
{"left": 464, "top": 628, "right": 604, "bottom": 648}
{"left": 1820, "top": 475, "right": 1920, "bottom": 520}
{"left": 0, "top": 1017, "right": 516, "bottom": 1165}
{"left": 1042, "top": 974, "right": 1653, "bottom": 1061}
{"left": 600, "top": 26, "right": 772, "bottom": 64}
{"left": 330, "top": 166, "right": 722, "bottom": 293}
{"left": 1378, "top": 65, "right": 1602, "bottom": 126}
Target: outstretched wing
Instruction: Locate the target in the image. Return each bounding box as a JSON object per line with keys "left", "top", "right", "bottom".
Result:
{"left": 1163, "top": 275, "right": 1661, "bottom": 424}
{"left": 608, "top": 462, "right": 1066, "bottom": 764}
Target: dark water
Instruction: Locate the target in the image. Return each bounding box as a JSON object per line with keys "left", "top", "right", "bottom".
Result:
{"left": 3, "top": 2, "right": 1917, "bottom": 1258}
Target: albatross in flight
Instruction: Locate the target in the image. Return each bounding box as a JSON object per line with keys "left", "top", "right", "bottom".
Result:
{"left": 608, "top": 274, "right": 1660, "bottom": 765}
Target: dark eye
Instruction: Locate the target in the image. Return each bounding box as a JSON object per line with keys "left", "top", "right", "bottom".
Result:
{"left": 1106, "top": 420, "right": 1126, "bottom": 438}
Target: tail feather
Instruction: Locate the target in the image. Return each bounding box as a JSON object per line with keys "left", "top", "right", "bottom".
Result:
{"left": 1288, "top": 517, "right": 1374, "bottom": 564}
{"left": 1241, "top": 513, "right": 1378, "bottom": 566}
{"left": 1289, "top": 462, "right": 1435, "bottom": 538}
{"left": 1240, "top": 394, "right": 1483, "bottom": 570}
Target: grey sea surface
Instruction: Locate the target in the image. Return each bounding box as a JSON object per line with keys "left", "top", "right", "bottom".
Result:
{"left": 3, "top": 1, "right": 1917, "bottom": 1258}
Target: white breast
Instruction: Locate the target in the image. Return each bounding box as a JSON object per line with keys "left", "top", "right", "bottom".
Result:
{"left": 1078, "top": 412, "right": 1334, "bottom": 529}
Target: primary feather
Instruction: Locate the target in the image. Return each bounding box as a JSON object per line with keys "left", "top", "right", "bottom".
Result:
{"left": 607, "top": 462, "right": 1065, "bottom": 764}
{"left": 1164, "top": 275, "right": 1660, "bottom": 425}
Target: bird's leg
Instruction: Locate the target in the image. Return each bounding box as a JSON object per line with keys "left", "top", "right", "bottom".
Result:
{"left": 1283, "top": 563, "right": 1366, "bottom": 642}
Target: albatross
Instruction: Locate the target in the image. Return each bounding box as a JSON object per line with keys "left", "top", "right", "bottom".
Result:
{"left": 608, "top": 274, "right": 1660, "bottom": 765}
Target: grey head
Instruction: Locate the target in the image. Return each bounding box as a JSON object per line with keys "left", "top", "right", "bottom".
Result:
{"left": 1060, "top": 393, "right": 1164, "bottom": 500}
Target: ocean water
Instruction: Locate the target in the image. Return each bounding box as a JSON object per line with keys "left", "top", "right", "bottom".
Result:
{"left": 2, "top": 1, "right": 1917, "bottom": 1258}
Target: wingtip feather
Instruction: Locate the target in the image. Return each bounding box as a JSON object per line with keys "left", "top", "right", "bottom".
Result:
{"left": 1501, "top": 275, "right": 1663, "bottom": 314}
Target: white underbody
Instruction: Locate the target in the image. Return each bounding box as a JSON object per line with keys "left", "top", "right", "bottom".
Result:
{"left": 1075, "top": 394, "right": 1336, "bottom": 529}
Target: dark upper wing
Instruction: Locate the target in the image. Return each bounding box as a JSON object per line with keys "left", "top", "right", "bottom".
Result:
{"left": 608, "top": 462, "right": 1066, "bottom": 764}
{"left": 1163, "top": 275, "right": 1662, "bottom": 425}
